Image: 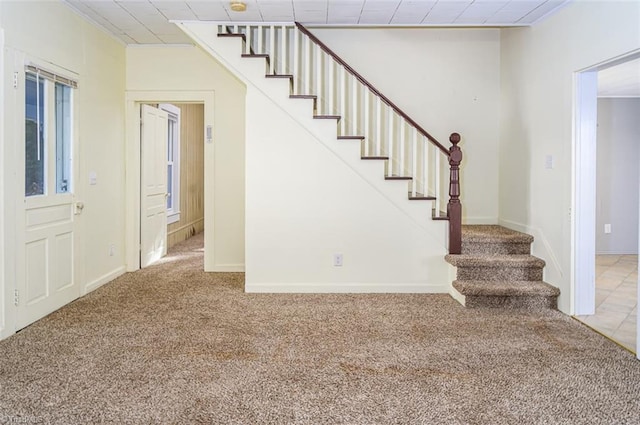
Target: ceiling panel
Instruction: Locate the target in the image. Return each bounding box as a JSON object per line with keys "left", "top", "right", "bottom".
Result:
{"left": 484, "top": 0, "right": 544, "bottom": 23}
{"left": 390, "top": 1, "right": 436, "bottom": 24}
{"left": 361, "top": 0, "right": 401, "bottom": 11}
{"left": 422, "top": 1, "right": 472, "bottom": 24}
{"left": 187, "top": 2, "right": 231, "bottom": 20}
{"left": 151, "top": 2, "right": 198, "bottom": 20}
{"left": 454, "top": 0, "right": 509, "bottom": 24}
{"left": 62, "top": 0, "right": 573, "bottom": 45}
{"left": 359, "top": 0, "right": 399, "bottom": 23}
{"left": 517, "top": 0, "right": 567, "bottom": 24}
{"left": 327, "top": 0, "right": 364, "bottom": 24}
{"left": 117, "top": 2, "right": 159, "bottom": 15}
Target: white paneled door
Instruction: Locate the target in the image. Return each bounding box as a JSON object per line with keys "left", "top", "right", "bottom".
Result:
{"left": 16, "top": 69, "right": 79, "bottom": 330}
{"left": 140, "top": 104, "right": 168, "bottom": 268}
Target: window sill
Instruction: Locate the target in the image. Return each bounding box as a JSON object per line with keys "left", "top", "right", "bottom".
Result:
{"left": 167, "top": 212, "right": 181, "bottom": 225}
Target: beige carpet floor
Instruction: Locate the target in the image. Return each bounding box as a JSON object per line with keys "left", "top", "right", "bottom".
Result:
{"left": 1, "top": 233, "right": 639, "bottom": 424}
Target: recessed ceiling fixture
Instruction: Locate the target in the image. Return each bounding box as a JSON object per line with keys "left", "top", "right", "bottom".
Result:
{"left": 230, "top": 2, "right": 247, "bottom": 12}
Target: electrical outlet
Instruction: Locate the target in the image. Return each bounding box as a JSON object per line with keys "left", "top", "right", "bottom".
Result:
{"left": 109, "top": 244, "right": 116, "bottom": 256}
{"left": 604, "top": 224, "right": 611, "bottom": 234}
{"left": 333, "top": 253, "right": 343, "bottom": 267}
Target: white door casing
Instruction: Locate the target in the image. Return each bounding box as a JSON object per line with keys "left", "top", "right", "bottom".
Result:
{"left": 573, "top": 70, "right": 598, "bottom": 316}
{"left": 140, "top": 104, "right": 168, "bottom": 268}
{"left": 124, "top": 91, "right": 214, "bottom": 273}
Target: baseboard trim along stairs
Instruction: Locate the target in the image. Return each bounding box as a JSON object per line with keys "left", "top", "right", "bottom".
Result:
{"left": 446, "top": 225, "right": 560, "bottom": 309}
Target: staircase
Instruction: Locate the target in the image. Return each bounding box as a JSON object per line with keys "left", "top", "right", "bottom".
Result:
{"left": 446, "top": 225, "right": 560, "bottom": 309}
{"left": 175, "top": 21, "right": 560, "bottom": 305}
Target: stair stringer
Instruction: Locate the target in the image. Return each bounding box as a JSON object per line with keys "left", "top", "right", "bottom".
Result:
{"left": 178, "top": 21, "right": 452, "bottom": 293}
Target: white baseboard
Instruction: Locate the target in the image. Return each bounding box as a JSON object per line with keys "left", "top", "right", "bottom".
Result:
{"left": 245, "top": 282, "right": 449, "bottom": 293}
{"left": 208, "top": 264, "right": 245, "bottom": 272}
{"left": 596, "top": 250, "right": 639, "bottom": 255}
{"left": 83, "top": 266, "right": 126, "bottom": 295}
{"left": 0, "top": 325, "right": 13, "bottom": 342}
{"left": 449, "top": 286, "right": 466, "bottom": 306}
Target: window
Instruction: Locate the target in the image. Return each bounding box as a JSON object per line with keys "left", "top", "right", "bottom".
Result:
{"left": 25, "top": 73, "right": 45, "bottom": 196}
{"left": 159, "top": 104, "right": 180, "bottom": 224}
{"left": 55, "top": 83, "right": 72, "bottom": 193}
{"left": 25, "top": 66, "right": 75, "bottom": 197}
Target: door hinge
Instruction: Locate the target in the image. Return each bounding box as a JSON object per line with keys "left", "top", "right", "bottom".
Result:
{"left": 14, "top": 289, "right": 19, "bottom": 306}
{"left": 13, "top": 72, "right": 18, "bottom": 89}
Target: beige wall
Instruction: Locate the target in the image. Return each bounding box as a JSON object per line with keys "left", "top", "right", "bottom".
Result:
{"left": 0, "top": 1, "right": 126, "bottom": 339}
{"left": 499, "top": 0, "right": 640, "bottom": 313}
{"left": 126, "top": 46, "right": 246, "bottom": 271}
{"left": 167, "top": 103, "right": 205, "bottom": 248}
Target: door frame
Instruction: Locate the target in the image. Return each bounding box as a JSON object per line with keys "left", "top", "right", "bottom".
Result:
{"left": 124, "top": 91, "right": 214, "bottom": 271}
{"left": 573, "top": 70, "right": 598, "bottom": 316}
{"left": 573, "top": 50, "right": 640, "bottom": 359}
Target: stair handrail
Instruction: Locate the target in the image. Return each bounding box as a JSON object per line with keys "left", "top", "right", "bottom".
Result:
{"left": 296, "top": 23, "right": 462, "bottom": 254}
{"left": 295, "top": 22, "right": 449, "bottom": 156}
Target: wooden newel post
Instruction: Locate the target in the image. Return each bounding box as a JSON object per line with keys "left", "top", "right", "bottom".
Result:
{"left": 448, "top": 133, "right": 462, "bottom": 255}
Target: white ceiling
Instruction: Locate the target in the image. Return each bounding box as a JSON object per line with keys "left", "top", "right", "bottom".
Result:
{"left": 63, "top": 0, "right": 571, "bottom": 45}
{"left": 598, "top": 58, "right": 640, "bottom": 98}
{"left": 61, "top": 0, "right": 639, "bottom": 97}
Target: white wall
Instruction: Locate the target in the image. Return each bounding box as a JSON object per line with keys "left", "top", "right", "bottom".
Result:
{"left": 126, "top": 46, "right": 246, "bottom": 271}
{"left": 310, "top": 28, "right": 501, "bottom": 224}
{"left": 596, "top": 98, "right": 640, "bottom": 254}
{"left": 245, "top": 85, "right": 450, "bottom": 292}
{"left": 499, "top": 0, "right": 640, "bottom": 313}
{"left": 0, "top": 1, "right": 126, "bottom": 339}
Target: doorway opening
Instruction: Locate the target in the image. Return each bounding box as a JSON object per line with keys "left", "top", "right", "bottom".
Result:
{"left": 138, "top": 102, "right": 205, "bottom": 269}
{"left": 573, "top": 52, "right": 640, "bottom": 357}
{"left": 125, "top": 91, "right": 214, "bottom": 273}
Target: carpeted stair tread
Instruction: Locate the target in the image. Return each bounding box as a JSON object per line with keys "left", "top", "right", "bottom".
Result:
{"left": 445, "top": 254, "right": 545, "bottom": 268}
{"left": 453, "top": 280, "right": 561, "bottom": 297}
{"left": 449, "top": 226, "right": 559, "bottom": 310}
{"left": 462, "top": 225, "right": 533, "bottom": 244}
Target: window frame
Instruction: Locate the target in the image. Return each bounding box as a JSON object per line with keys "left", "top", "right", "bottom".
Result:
{"left": 159, "top": 103, "right": 181, "bottom": 224}
{"left": 54, "top": 82, "right": 73, "bottom": 194}
{"left": 24, "top": 72, "right": 47, "bottom": 197}
{"left": 24, "top": 66, "right": 76, "bottom": 198}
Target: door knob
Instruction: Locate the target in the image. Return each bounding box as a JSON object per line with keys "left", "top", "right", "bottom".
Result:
{"left": 74, "top": 202, "right": 85, "bottom": 215}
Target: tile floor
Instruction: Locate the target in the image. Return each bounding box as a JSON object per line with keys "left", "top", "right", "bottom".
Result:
{"left": 576, "top": 254, "right": 637, "bottom": 353}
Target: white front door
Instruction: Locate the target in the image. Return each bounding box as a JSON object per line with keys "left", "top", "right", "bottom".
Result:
{"left": 16, "top": 69, "right": 78, "bottom": 330}
{"left": 140, "top": 104, "right": 168, "bottom": 268}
